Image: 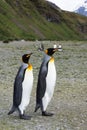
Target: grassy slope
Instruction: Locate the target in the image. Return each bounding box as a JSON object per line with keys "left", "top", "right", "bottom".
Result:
{"left": 0, "top": 0, "right": 87, "bottom": 41}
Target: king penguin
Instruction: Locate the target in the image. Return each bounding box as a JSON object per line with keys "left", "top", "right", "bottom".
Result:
{"left": 35, "top": 47, "right": 58, "bottom": 116}
{"left": 8, "top": 53, "right": 33, "bottom": 120}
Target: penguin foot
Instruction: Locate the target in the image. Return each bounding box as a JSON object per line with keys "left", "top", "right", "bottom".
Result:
{"left": 42, "top": 111, "right": 54, "bottom": 116}
{"left": 20, "top": 114, "right": 31, "bottom": 120}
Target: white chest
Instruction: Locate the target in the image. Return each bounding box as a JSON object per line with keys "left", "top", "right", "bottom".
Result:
{"left": 20, "top": 69, "right": 33, "bottom": 108}
{"left": 46, "top": 61, "right": 56, "bottom": 96}
{"left": 23, "top": 69, "right": 33, "bottom": 92}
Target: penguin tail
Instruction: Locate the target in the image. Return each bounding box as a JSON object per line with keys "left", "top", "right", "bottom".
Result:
{"left": 34, "top": 104, "right": 41, "bottom": 112}
{"left": 8, "top": 106, "right": 16, "bottom": 115}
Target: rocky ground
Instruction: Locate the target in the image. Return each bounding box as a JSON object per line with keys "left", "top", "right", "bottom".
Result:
{"left": 0, "top": 41, "right": 87, "bottom": 130}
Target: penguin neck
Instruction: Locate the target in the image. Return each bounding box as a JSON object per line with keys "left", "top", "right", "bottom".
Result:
{"left": 28, "top": 63, "right": 33, "bottom": 70}
{"left": 49, "top": 57, "right": 54, "bottom": 62}
{"left": 23, "top": 62, "right": 33, "bottom": 70}
{"left": 43, "top": 53, "right": 51, "bottom": 63}
{"left": 22, "top": 62, "right": 28, "bottom": 68}
{"left": 42, "top": 54, "right": 53, "bottom": 66}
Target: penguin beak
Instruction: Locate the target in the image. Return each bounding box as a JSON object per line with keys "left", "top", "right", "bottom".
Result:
{"left": 29, "top": 52, "right": 33, "bottom": 55}
{"left": 26, "top": 53, "right": 33, "bottom": 57}
{"left": 53, "top": 48, "right": 58, "bottom": 52}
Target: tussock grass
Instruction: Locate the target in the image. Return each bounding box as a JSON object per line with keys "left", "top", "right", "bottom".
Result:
{"left": 0, "top": 0, "right": 87, "bottom": 41}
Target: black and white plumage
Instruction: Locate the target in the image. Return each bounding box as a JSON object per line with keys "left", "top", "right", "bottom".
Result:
{"left": 8, "top": 53, "right": 33, "bottom": 120}
{"left": 35, "top": 48, "right": 58, "bottom": 116}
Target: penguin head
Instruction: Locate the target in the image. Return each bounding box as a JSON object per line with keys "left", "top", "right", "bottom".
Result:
{"left": 45, "top": 48, "right": 58, "bottom": 56}
{"left": 22, "top": 53, "right": 33, "bottom": 63}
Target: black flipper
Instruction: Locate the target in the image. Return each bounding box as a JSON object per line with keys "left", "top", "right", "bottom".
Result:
{"left": 13, "top": 66, "right": 26, "bottom": 107}
{"left": 8, "top": 106, "right": 16, "bottom": 115}
{"left": 8, "top": 65, "right": 26, "bottom": 116}
{"left": 35, "top": 61, "right": 48, "bottom": 112}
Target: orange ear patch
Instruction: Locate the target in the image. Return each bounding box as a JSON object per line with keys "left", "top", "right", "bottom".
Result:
{"left": 45, "top": 49, "right": 48, "bottom": 54}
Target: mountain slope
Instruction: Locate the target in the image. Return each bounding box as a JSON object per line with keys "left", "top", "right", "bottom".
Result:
{"left": 74, "top": 0, "right": 87, "bottom": 16}
{"left": 0, "top": 0, "right": 87, "bottom": 41}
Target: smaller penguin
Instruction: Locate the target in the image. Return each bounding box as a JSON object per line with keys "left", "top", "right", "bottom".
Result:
{"left": 8, "top": 53, "right": 33, "bottom": 120}
{"left": 35, "top": 47, "right": 59, "bottom": 116}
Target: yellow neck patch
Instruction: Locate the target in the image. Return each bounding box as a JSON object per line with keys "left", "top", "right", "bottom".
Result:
{"left": 49, "top": 57, "right": 54, "bottom": 62}
{"left": 27, "top": 64, "right": 33, "bottom": 71}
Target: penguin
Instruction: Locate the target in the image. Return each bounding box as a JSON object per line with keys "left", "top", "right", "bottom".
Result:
{"left": 35, "top": 47, "right": 58, "bottom": 116}
{"left": 8, "top": 53, "right": 33, "bottom": 120}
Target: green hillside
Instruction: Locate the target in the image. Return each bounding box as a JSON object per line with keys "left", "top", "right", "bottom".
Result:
{"left": 0, "top": 0, "right": 87, "bottom": 41}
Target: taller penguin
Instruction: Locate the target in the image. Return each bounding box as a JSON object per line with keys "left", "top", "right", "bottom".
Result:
{"left": 8, "top": 53, "right": 33, "bottom": 120}
{"left": 35, "top": 47, "right": 58, "bottom": 116}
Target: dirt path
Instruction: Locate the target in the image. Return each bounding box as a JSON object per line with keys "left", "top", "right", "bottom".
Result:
{"left": 0, "top": 41, "right": 87, "bottom": 130}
